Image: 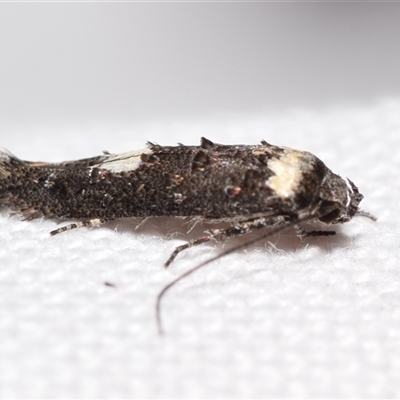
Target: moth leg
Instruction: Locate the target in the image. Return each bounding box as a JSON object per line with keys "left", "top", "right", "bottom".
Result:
{"left": 50, "top": 218, "right": 106, "bottom": 236}
{"left": 165, "top": 216, "right": 284, "bottom": 268}
{"left": 294, "top": 224, "right": 335, "bottom": 242}
{"left": 164, "top": 236, "right": 213, "bottom": 268}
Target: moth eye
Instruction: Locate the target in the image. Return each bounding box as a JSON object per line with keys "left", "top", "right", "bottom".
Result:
{"left": 319, "top": 209, "right": 340, "bottom": 224}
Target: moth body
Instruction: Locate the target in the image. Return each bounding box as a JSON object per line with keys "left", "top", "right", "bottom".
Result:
{"left": 0, "top": 137, "right": 374, "bottom": 333}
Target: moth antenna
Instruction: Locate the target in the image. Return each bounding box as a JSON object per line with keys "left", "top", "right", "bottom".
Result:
{"left": 156, "top": 214, "right": 323, "bottom": 335}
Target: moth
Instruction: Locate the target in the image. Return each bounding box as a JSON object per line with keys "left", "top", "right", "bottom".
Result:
{"left": 0, "top": 138, "right": 374, "bottom": 333}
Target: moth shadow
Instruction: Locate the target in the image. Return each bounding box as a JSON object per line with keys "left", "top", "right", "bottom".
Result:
{"left": 106, "top": 216, "right": 354, "bottom": 259}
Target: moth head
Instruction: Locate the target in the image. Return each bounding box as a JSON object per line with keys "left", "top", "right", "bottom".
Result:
{"left": 318, "top": 175, "right": 364, "bottom": 225}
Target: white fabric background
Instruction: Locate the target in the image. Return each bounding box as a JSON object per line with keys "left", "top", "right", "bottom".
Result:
{"left": 0, "top": 100, "right": 399, "bottom": 398}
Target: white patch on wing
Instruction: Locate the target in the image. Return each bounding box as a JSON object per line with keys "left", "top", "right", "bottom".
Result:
{"left": 266, "top": 148, "right": 311, "bottom": 198}
{"left": 94, "top": 148, "right": 152, "bottom": 173}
